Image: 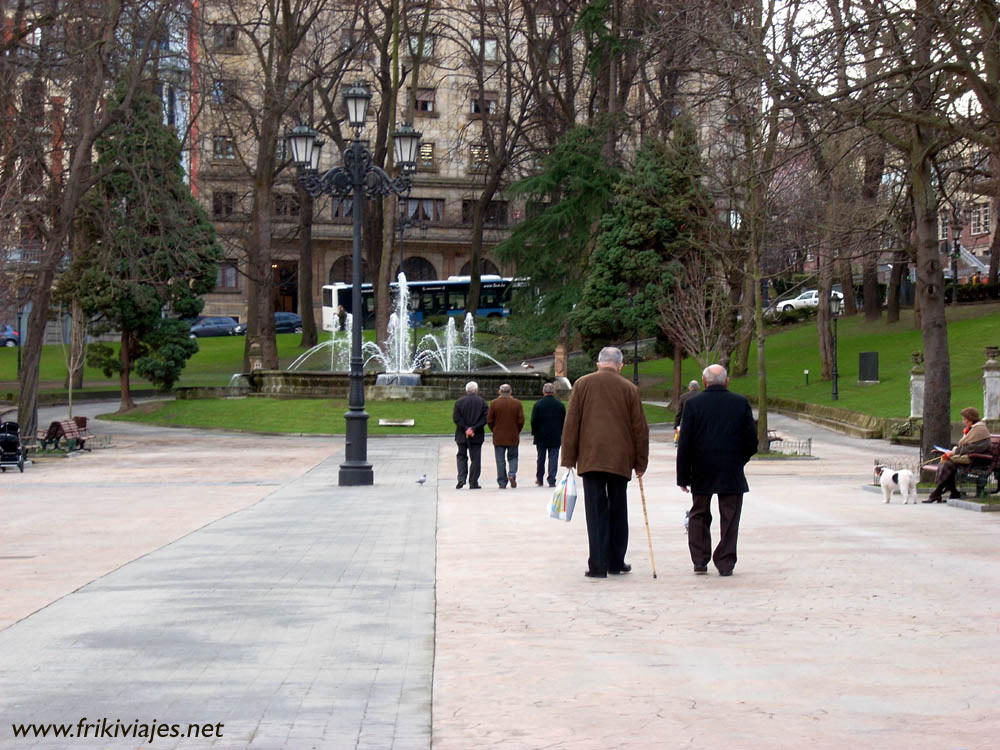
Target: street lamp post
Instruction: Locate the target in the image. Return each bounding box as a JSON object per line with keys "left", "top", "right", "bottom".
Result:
{"left": 287, "top": 83, "right": 421, "bottom": 486}
{"left": 951, "top": 204, "right": 963, "bottom": 305}
{"left": 830, "top": 294, "right": 841, "bottom": 401}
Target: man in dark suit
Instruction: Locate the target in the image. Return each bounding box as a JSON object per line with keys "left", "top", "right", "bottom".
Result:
{"left": 530, "top": 382, "right": 566, "bottom": 487}
{"left": 453, "top": 381, "right": 489, "bottom": 489}
{"left": 676, "top": 364, "right": 758, "bottom": 576}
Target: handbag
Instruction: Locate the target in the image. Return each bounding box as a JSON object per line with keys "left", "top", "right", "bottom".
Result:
{"left": 549, "top": 467, "right": 578, "bottom": 522}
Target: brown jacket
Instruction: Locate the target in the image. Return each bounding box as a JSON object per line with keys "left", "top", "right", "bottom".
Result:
{"left": 487, "top": 395, "right": 525, "bottom": 446}
{"left": 561, "top": 368, "right": 649, "bottom": 478}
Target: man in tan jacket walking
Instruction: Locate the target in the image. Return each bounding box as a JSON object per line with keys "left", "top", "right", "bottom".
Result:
{"left": 561, "top": 347, "right": 649, "bottom": 578}
{"left": 487, "top": 384, "right": 525, "bottom": 488}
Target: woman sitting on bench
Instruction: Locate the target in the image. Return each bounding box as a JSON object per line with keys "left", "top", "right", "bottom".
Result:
{"left": 923, "top": 407, "right": 992, "bottom": 503}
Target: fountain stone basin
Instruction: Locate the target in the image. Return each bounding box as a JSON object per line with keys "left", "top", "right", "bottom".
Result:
{"left": 375, "top": 372, "right": 423, "bottom": 387}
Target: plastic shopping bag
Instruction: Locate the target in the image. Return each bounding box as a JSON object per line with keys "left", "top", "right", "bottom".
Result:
{"left": 549, "top": 468, "right": 578, "bottom": 522}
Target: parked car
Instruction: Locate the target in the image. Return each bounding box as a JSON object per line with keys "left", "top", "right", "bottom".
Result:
{"left": 274, "top": 312, "right": 303, "bottom": 333}
{"left": 0, "top": 324, "right": 18, "bottom": 347}
{"left": 231, "top": 313, "right": 303, "bottom": 335}
{"left": 776, "top": 289, "right": 844, "bottom": 312}
{"left": 188, "top": 316, "right": 241, "bottom": 338}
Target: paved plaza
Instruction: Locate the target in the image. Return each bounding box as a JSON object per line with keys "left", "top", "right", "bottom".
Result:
{"left": 1, "top": 406, "right": 998, "bottom": 748}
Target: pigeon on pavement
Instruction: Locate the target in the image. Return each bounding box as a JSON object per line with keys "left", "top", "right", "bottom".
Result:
{"left": 417, "top": 474, "right": 427, "bottom": 485}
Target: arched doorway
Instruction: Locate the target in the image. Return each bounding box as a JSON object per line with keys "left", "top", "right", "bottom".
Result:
{"left": 395, "top": 256, "right": 437, "bottom": 281}
{"left": 459, "top": 259, "right": 500, "bottom": 276}
{"left": 329, "top": 255, "right": 371, "bottom": 284}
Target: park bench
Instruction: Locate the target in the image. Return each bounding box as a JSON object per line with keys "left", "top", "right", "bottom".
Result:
{"left": 36, "top": 419, "right": 94, "bottom": 452}
{"left": 956, "top": 435, "right": 1000, "bottom": 498}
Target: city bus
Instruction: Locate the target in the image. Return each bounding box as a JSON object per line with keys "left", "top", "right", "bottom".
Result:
{"left": 321, "top": 275, "right": 517, "bottom": 331}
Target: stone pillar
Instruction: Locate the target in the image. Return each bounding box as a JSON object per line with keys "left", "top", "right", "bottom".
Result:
{"left": 910, "top": 352, "right": 924, "bottom": 420}
{"left": 554, "top": 343, "right": 567, "bottom": 378}
{"left": 248, "top": 339, "right": 264, "bottom": 371}
{"left": 984, "top": 346, "right": 1000, "bottom": 420}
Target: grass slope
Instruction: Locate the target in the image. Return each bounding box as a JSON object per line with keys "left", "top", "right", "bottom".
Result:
{"left": 639, "top": 303, "right": 1000, "bottom": 420}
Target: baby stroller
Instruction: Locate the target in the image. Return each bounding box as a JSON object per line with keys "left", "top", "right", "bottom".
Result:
{"left": 0, "top": 422, "right": 25, "bottom": 473}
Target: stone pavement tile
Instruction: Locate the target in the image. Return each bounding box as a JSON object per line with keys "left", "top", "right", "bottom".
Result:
{"left": 0, "top": 431, "right": 336, "bottom": 631}
{"left": 433, "top": 432, "right": 1000, "bottom": 749}
{"left": 0, "top": 437, "right": 438, "bottom": 750}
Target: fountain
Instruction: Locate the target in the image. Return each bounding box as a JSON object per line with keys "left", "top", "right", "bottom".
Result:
{"left": 288, "top": 272, "right": 510, "bottom": 379}
{"left": 230, "top": 272, "right": 550, "bottom": 401}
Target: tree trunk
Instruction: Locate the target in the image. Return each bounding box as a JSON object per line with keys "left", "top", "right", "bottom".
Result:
{"left": 861, "top": 147, "right": 885, "bottom": 320}
{"left": 672, "top": 343, "right": 683, "bottom": 405}
{"left": 69, "top": 299, "right": 86, "bottom": 390}
{"left": 728, "top": 274, "right": 753, "bottom": 376}
{"left": 118, "top": 329, "right": 137, "bottom": 413}
{"left": 885, "top": 252, "right": 906, "bottom": 323}
{"left": 817, "top": 243, "right": 835, "bottom": 379}
{"left": 376, "top": 197, "right": 393, "bottom": 351}
{"left": 912, "top": 159, "right": 950, "bottom": 457}
{"left": 839, "top": 258, "right": 856, "bottom": 315}
{"left": 988, "top": 205, "right": 999, "bottom": 284}
{"left": 297, "top": 187, "right": 317, "bottom": 348}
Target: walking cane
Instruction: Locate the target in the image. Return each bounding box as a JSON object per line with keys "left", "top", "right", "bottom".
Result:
{"left": 637, "top": 474, "right": 657, "bottom": 579}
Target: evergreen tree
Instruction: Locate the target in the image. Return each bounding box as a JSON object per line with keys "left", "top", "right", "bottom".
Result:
{"left": 575, "top": 116, "right": 719, "bottom": 360}
{"left": 61, "top": 80, "right": 222, "bottom": 411}
{"left": 494, "top": 125, "right": 621, "bottom": 349}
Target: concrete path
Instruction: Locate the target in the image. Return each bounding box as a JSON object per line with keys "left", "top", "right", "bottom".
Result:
{"left": 2, "top": 407, "right": 998, "bottom": 748}
{"left": 1, "top": 418, "right": 437, "bottom": 749}
{"left": 432, "top": 414, "right": 1000, "bottom": 749}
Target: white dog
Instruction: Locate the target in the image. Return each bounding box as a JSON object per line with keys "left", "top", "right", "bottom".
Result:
{"left": 875, "top": 466, "right": 918, "bottom": 504}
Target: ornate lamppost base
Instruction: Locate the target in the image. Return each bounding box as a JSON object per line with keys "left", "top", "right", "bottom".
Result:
{"left": 339, "top": 462, "right": 374, "bottom": 486}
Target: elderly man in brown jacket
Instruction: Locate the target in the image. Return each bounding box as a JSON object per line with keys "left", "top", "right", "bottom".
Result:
{"left": 561, "top": 346, "right": 649, "bottom": 578}
{"left": 487, "top": 383, "right": 525, "bottom": 488}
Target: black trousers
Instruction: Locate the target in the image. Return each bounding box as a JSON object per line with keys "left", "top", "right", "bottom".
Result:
{"left": 688, "top": 493, "right": 743, "bottom": 573}
{"left": 581, "top": 471, "right": 629, "bottom": 574}
{"left": 535, "top": 445, "right": 560, "bottom": 486}
{"left": 929, "top": 460, "right": 959, "bottom": 500}
{"left": 456, "top": 441, "right": 482, "bottom": 487}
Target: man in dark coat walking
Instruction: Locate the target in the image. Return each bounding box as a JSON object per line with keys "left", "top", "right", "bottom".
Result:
{"left": 453, "top": 381, "right": 489, "bottom": 489}
{"left": 530, "top": 382, "right": 566, "bottom": 487}
{"left": 676, "top": 364, "right": 758, "bottom": 576}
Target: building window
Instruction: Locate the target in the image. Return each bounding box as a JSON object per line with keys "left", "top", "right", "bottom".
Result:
{"left": 470, "top": 92, "right": 498, "bottom": 116}
{"left": 462, "top": 199, "right": 508, "bottom": 226}
{"left": 212, "top": 24, "right": 239, "bottom": 52}
{"left": 397, "top": 256, "right": 437, "bottom": 282}
{"left": 459, "top": 259, "right": 500, "bottom": 276}
{"left": 407, "top": 34, "right": 435, "bottom": 57}
{"left": 400, "top": 198, "right": 445, "bottom": 223}
{"left": 471, "top": 36, "right": 498, "bottom": 61}
{"left": 211, "top": 79, "right": 237, "bottom": 106}
{"left": 213, "top": 135, "right": 235, "bottom": 160}
{"left": 212, "top": 191, "right": 236, "bottom": 218}
{"left": 469, "top": 143, "right": 489, "bottom": 172}
{"left": 216, "top": 261, "right": 239, "bottom": 291}
{"left": 331, "top": 198, "right": 352, "bottom": 220}
{"left": 411, "top": 88, "right": 436, "bottom": 114}
{"left": 273, "top": 192, "right": 300, "bottom": 217}
{"left": 938, "top": 211, "right": 949, "bottom": 241}
{"left": 970, "top": 202, "right": 991, "bottom": 235}
{"left": 418, "top": 142, "right": 435, "bottom": 170}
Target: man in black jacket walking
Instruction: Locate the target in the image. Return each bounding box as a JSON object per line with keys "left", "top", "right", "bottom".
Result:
{"left": 676, "top": 364, "right": 758, "bottom": 576}
{"left": 453, "top": 381, "right": 489, "bottom": 489}
{"left": 530, "top": 382, "right": 566, "bottom": 487}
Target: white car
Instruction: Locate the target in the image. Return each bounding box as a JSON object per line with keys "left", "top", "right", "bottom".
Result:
{"left": 777, "top": 289, "right": 844, "bottom": 312}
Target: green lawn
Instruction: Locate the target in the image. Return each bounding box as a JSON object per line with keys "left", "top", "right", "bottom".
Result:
{"left": 103, "top": 397, "right": 673, "bottom": 435}
{"left": 638, "top": 303, "right": 1000, "bottom": 421}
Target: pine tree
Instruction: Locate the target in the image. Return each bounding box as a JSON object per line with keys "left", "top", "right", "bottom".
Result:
{"left": 575, "top": 115, "right": 715, "bottom": 359}
{"left": 61, "top": 80, "right": 222, "bottom": 411}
